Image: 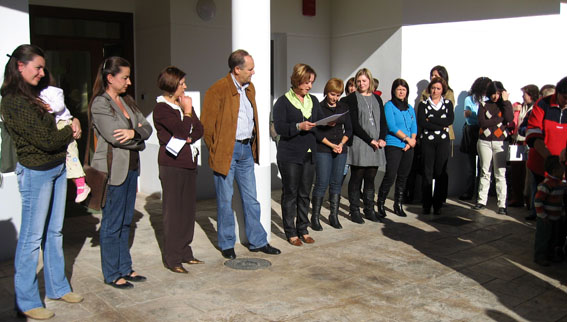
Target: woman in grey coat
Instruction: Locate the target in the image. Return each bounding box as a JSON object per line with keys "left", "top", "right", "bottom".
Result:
{"left": 89, "top": 56, "right": 152, "bottom": 289}
{"left": 341, "top": 68, "right": 387, "bottom": 224}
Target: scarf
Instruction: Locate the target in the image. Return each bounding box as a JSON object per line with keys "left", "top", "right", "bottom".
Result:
{"left": 285, "top": 88, "right": 312, "bottom": 119}
{"left": 391, "top": 96, "right": 408, "bottom": 111}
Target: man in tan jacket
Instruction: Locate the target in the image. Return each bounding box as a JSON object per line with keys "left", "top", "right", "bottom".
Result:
{"left": 201, "top": 49, "right": 281, "bottom": 259}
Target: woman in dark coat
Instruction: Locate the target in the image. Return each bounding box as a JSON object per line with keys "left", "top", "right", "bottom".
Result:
{"left": 311, "top": 78, "right": 352, "bottom": 230}
{"left": 273, "top": 63, "right": 320, "bottom": 246}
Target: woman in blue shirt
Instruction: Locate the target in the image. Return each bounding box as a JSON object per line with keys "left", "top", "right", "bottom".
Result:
{"left": 377, "top": 79, "right": 417, "bottom": 217}
{"left": 459, "top": 76, "right": 491, "bottom": 200}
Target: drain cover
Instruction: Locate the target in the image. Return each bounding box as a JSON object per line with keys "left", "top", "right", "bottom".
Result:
{"left": 224, "top": 257, "right": 271, "bottom": 270}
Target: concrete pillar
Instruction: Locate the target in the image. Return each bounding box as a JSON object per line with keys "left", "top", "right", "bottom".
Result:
{"left": 232, "top": 0, "right": 272, "bottom": 241}
{"left": 0, "top": 0, "right": 30, "bottom": 260}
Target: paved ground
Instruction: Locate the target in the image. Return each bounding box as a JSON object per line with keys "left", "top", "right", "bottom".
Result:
{"left": 1, "top": 192, "right": 567, "bottom": 321}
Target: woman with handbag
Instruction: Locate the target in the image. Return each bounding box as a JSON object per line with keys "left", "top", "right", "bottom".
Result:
{"left": 89, "top": 57, "right": 153, "bottom": 289}
{"left": 473, "top": 81, "right": 514, "bottom": 214}
{"left": 153, "top": 66, "right": 204, "bottom": 273}
{"left": 417, "top": 77, "right": 454, "bottom": 215}
{"left": 460, "top": 76, "right": 492, "bottom": 201}
{"left": 1, "top": 44, "right": 83, "bottom": 320}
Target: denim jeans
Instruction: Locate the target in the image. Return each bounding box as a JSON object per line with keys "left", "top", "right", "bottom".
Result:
{"left": 313, "top": 152, "right": 347, "bottom": 197}
{"left": 14, "top": 163, "right": 71, "bottom": 312}
{"left": 213, "top": 141, "right": 267, "bottom": 250}
{"left": 100, "top": 169, "right": 138, "bottom": 283}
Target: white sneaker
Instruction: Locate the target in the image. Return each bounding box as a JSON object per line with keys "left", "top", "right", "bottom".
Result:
{"left": 75, "top": 185, "right": 91, "bottom": 203}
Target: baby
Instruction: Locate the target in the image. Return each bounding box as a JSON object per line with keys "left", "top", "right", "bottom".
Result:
{"left": 39, "top": 70, "right": 90, "bottom": 203}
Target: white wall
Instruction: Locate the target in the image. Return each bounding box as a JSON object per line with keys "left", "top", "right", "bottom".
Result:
{"left": 401, "top": 3, "right": 567, "bottom": 196}
{"left": 0, "top": 0, "right": 30, "bottom": 261}
{"left": 401, "top": 0, "right": 559, "bottom": 26}
{"left": 330, "top": 0, "right": 403, "bottom": 95}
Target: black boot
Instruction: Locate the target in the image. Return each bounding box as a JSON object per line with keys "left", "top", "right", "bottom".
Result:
{"left": 377, "top": 189, "right": 388, "bottom": 218}
{"left": 394, "top": 190, "right": 408, "bottom": 217}
{"left": 363, "top": 189, "right": 381, "bottom": 222}
{"left": 349, "top": 190, "right": 364, "bottom": 224}
{"left": 328, "top": 194, "right": 342, "bottom": 229}
{"left": 310, "top": 196, "right": 323, "bottom": 231}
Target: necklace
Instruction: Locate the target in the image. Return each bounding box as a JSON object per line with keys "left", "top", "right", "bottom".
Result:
{"left": 362, "top": 94, "right": 375, "bottom": 127}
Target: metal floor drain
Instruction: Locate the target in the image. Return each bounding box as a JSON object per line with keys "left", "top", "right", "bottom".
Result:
{"left": 224, "top": 258, "right": 272, "bottom": 270}
{"left": 429, "top": 216, "right": 473, "bottom": 226}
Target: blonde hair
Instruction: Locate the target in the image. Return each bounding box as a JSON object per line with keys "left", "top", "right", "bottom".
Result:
{"left": 290, "top": 63, "right": 316, "bottom": 89}
{"left": 354, "top": 68, "right": 374, "bottom": 94}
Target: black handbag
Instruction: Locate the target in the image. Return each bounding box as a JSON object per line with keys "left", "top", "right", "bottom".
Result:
{"left": 459, "top": 123, "right": 479, "bottom": 155}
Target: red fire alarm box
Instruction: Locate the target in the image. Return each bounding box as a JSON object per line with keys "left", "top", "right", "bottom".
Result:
{"left": 303, "top": 0, "right": 316, "bottom": 16}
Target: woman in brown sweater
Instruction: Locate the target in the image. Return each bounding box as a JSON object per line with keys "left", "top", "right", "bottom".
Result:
{"left": 153, "top": 66, "right": 204, "bottom": 273}
{"left": 473, "top": 81, "right": 514, "bottom": 214}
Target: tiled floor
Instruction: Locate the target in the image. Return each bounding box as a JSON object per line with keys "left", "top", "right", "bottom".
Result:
{"left": 1, "top": 193, "right": 566, "bottom": 321}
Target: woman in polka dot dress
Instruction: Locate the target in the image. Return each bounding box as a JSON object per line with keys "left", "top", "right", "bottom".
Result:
{"left": 417, "top": 77, "right": 454, "bottom": 215}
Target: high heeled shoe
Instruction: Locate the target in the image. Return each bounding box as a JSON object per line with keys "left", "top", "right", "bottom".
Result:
{"left": 167, "top": 265, "right": 188, "bottom": 274}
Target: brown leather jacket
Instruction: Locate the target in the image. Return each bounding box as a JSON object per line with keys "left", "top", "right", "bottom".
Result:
{"left": 201, "top": 73, "right": 259, "bottom": 176}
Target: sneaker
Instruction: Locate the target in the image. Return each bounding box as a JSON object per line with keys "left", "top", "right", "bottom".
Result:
{"left": 20, "top": 307, "right": 54, "bottom": 320}
{"left": 472, "top": 203, "right": 485, "bottom": 210}
{"left": 75, "top": 185, "right": 91, "bottom": 203}
{"left": 497, "top": 207, "right": 507, "bottom": 215}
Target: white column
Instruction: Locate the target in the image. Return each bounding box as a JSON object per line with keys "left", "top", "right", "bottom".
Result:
{"left": 0, "top": 0, "right": 30, "bottom": 261}
{"left": 232, "top": 0, "right": 272, "bottom": 242}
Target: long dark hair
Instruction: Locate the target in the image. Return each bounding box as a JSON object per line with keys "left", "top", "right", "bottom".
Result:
{"left": 485, "top": 81, "right": 506, "bottom": 107}
{"left": 430, "top": 65, "right": 452, "bottom": 91}
{"left": 88, "top": 56, "right": 139, "bottom": 115}
{"left": 390, "top": 78, "right": 409, "bottom": 110}
{"left": 1, "top": 44, "right": 45, "bottom": 107}
{"left": 468, "top": 76, "right": 492, "bottom": 104}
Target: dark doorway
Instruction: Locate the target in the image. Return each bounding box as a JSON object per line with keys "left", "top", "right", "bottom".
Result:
{"left": 29, "top": 5, "right": 134, "bottom": 210}
{"left": 29, "top": 5, "right": 134, "bottom": 151}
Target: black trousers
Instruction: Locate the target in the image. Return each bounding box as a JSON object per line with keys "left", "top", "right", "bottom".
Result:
{"left": 348, "top": 166, "right": 378, "bottom": 198}
{"left": 421, "top": 139, "right": 450, "bottom": 210}
{"left": 159, "top": 165, "right": 197, "bottom": 268}
{"left": 278, "top": 153, "right": 315, "bottom": 239}
{"left": 464, "top": 152, "right": 481, "bottom": 197}
{"left": 379, "top": 146, "right": 414, "bottom": 196}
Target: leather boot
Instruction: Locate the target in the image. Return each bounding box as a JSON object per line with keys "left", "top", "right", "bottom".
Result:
{"left": 328, "top": 194, "right": 342, "bottom": 229}
{"left": 310, "top": 195, "right": 323, "bottom": 231}
{"left": 377, "top": 189, "right": 388, "bottom": 218}
{"left": 393, "top": 190, "right": 408, "bottom": 217}
{"left": 349, "top": 190, "right": 364, "bottom": 224}
{"left": 363, "top": 189, "right": 381, "bottom": 222}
